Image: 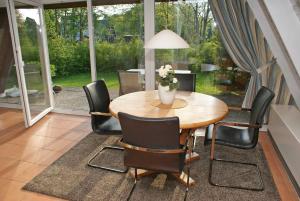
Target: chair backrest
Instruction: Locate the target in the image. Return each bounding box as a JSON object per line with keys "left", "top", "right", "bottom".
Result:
{"left": 250, "top": 86, "right": 275, "bottom": 125}
{"left": 176, "top": 73, "right": 196, "bottom": 92}
{"left": 118, "top": 71, "right": 144, "bottom": 95}
{"left": 248, "top": 86, "right": 275, "bottom": 145}
{"left": 118, "top": 112, "right": 185, "bottom": 173}
{"left": 83, "top": 80, "right": 110, "bottom": 113}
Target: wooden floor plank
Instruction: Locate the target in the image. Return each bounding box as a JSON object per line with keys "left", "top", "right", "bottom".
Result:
{"left": 259, "top": 133, "right": 300, "bottom": 201}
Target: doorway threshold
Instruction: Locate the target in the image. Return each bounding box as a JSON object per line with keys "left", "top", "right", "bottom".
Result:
{"left": 52, "top": 108, "right": 89, "bottom": 116}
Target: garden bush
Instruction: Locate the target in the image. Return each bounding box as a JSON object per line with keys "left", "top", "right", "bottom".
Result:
{"left": 48, "top": 36, "right": 143, "bottom": 77}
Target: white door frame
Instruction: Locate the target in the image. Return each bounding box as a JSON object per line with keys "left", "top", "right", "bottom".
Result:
{"left": 6, "top": 0, "right": 54, "bottom": 127}
{"left": 87, "top": 0, "right": 97, "bottom": 82}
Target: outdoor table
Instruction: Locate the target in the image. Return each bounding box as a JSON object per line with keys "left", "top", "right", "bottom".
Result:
{"left": 127, "top": 69, "right": 191, "bottom": 74}
{"left": 109, "top": 90, "right": 228, "bottom": 186}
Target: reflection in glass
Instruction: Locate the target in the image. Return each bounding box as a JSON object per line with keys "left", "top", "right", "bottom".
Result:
{"left": 0, "top": 8, "right": 20, "bottom": 106}
{"left": 15, "top": 2, "right": 50, "bottom": 118}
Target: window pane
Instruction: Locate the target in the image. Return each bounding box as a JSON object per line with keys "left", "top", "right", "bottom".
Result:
{"left": 155, "top": 0, "right": 250, "bottom": 110}
{"left": 92, "top": 1, "right": 145, "bottom": 98}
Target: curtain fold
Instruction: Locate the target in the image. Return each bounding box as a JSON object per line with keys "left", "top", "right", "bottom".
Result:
{"left": 209, "top": 0, "right": 277, "bottom": 108}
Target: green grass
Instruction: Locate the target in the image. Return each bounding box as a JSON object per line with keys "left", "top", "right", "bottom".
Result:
{"left": 53, "top": 72, "right": 119, "bottom": 89}
{"left": 195, "top": 72, "right": 222, "bottom": 95}
{"left": 53, "top": 71, "right": 222, "bottom": 95}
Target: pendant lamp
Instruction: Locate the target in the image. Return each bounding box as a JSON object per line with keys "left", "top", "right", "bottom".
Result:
{"left": 144, "top": 29, "right": 190, "bottom": 49}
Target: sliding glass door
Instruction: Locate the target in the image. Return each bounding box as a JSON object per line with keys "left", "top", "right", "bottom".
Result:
{"left": 6, "top": 0, "right": 53, "bottom": 127}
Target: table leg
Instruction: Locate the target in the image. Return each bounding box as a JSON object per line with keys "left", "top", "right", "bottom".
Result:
{"left": 129, "top": 168, "right": 195, "bottom": 187}
{"left": 172, "top": 172, "right": 195, "bottom": 187}
{"left": 185, "top": 152, "right": 200, "bottom": 163}
{"left": 129, "top": 168, "right": 155, "bottom": 179}
{"left": 181, "top": 129, "right": 200, "bottom": 163}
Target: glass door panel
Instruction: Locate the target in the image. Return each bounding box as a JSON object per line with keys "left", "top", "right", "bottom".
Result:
{"left": 91, "top": 1, "right": 145, "bottom": 99}
{"left": 7, "top": 0, "right": 53, "bottom": 127}
{"left": 0, "top": 8, "right": 21, "bottom": 107}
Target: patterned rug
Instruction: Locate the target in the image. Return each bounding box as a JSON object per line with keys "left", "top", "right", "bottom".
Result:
{"left": 23, "top": 132, "right": 280, "bottom": 201}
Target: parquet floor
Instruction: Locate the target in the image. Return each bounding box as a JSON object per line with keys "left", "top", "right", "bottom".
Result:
{"left": 0, "top": 108, "right": 298, "bottom": 201}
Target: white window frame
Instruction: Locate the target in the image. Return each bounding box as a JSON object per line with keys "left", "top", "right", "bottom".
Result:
{"left": 87, "top": 0, "right": 97, "bottom": 82}
{"left": 144, "top": 0, "right": 156, "bottom": 90}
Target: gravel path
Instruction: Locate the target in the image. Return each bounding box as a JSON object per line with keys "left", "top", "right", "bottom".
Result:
{"left": 53, "top": 87, "right": 119, "bottom": 113}
{"left": 1, "top": 87, "right": 247, "bottom": 122}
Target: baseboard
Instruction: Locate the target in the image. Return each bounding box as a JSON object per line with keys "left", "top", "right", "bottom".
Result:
{"left": 267, "top": 130, "right": 300, "bottom": 197}
{"left": 0, "top": 103, "right": 22, "bottom": 109}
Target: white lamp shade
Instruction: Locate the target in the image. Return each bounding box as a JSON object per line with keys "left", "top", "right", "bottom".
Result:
{"left": 144, "top": 29, "right": 190, "bottom": 49}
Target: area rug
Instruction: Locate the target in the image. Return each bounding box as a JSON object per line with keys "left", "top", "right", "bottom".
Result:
{"left": 23, "top": 132, "right": 280, "bottom": 201}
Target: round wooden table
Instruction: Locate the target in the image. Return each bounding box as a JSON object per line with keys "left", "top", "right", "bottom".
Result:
{"left": 109, "top": 90, "right": 228, "bottom": 186}
{"left": 110, "top": 90, "right": 228, "bottom": 128}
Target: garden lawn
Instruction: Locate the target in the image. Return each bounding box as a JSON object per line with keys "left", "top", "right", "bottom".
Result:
{"left": 53, "top": 72, "right": 119, "bottom": 89}
{"left": 53, "top": 71, "right": 222, "bottom": 95}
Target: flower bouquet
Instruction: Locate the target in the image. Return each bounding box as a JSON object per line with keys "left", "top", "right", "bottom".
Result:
{"left": 157, "top": 64, "right": 178, "bottom": 104}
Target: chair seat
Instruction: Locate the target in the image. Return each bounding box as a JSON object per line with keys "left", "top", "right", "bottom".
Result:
{"left": 93, "top": 116, "right": 122, "bottom": 134}
{"left": 205, "top": 124, "right": 254, "bottom": 149}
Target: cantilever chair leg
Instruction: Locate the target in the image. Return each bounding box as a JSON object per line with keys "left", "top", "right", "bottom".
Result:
{"left": 184, "top": 135, "right": 193, "bottom": 201}
{"left": 183, "top": 166, "right": 190, "bottom": 201}
{"left": 88, "top": 145, "right": 128, "bottom": 173}
{"left": 127, "top": 168, "right": 138, "bottom": 201}
{"left": 209, "top": 158, "right": 264, "bottom": 191}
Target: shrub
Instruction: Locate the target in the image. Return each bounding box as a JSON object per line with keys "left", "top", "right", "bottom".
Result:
{"left": 95, "top": 38, "right": 143, "bottom": 72}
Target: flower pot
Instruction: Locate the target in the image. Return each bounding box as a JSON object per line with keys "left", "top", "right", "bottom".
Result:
{"left": 158, "top": 84, "right": 176, "bottom": 105}
{"left": 53, "top": 85, "right": 62, "bottom": 94}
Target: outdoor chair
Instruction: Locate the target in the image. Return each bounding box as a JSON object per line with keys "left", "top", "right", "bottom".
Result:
{"left": 176, "top": 73, "right": 196, "bottom": 92}
{"left": 118, "top": 112, "right": 191, "bottom": 201}
{"left": 117, "top": 70, "right": 144, "bottom": 95}
{"left": 204, "top": 86, "right": 275, "bottom": 191}
{"left": 83, "top": 80, "right": 128, "bottom": 173}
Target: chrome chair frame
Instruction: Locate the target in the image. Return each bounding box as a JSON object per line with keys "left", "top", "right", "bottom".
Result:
{"left": 87, "top": 112, "right": 128, "bottom": 173}
{"left": 209, "top": 121, "right": 264, "bottom": 191}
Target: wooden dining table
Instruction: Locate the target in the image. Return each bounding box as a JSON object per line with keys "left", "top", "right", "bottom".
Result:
{"left": 109, "top": 90, "right": 228, "bottom": 186}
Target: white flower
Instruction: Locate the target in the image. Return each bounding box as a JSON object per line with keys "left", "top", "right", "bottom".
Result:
{"left": 227, "top": 67, "right": 233, "bottom": 71}
{"left": 158, "top": 66, "right": 167, "bottom": 78}
{"left": 158, "top": 65, "right": 174, "bottom": 78}
{"left": 173, "top": 78, "right": 178, "bottom": 83}
{"left": 165, "top": 64, "right": 173, "bottom": 71}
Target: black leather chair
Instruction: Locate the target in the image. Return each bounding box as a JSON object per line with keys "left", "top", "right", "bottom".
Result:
{"left": 118, "top": 112, "right": 190, "bottom": 201}
{"left": 83, "top": 80, "right": 127, "bottom": 173}
{"left": 204, "top": 86, "right": 275, "bottom": 191}
{"left": 176, "top": 73, "right": 196, "bottom": 92}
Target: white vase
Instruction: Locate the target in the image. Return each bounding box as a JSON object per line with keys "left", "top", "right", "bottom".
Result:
{"left": 158, "top": 84, "right": 176, "bottom": 105}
